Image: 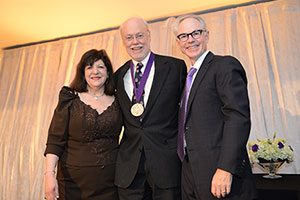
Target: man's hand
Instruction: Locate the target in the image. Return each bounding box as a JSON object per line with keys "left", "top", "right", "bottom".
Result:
{"left": 211, "top": 168, "right": 232, "bottom": 198}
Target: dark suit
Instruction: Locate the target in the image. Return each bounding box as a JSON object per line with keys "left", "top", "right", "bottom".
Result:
{"left": 183, "top": 52, "right": 257, "bottom": 200}
{"left": 114, "top": 53, "right": 187, "bottom": 198}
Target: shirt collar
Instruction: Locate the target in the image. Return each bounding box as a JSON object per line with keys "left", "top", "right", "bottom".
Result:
{"left": 191, "top": 50, "right": 209, "bottom": 70}
{"left": 132, "top": 52, "right": 151, "bottom": 71}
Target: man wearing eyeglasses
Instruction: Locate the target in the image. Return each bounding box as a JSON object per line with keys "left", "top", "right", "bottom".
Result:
{"left": 173, "top": 14, "right": 257, "bottom": 200}
{"left": 114, "top": 17, "right": 187, "bottom": 200}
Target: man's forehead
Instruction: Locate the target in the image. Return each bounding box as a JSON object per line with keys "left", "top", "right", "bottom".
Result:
{"left": 122, "top": 27, "right": 148, "bottom": 35}
{"left": 178, "top": 20, "right": 202, "bottom": 32}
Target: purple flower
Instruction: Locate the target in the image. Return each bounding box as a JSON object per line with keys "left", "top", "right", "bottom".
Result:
{"left": 278, "top": 142, "right": 284, "bottom": 149}
{"left": 252, "top": 144, "right": 259, "bottom": 152}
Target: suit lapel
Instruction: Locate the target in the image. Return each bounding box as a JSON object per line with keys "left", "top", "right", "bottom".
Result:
{"left": 143, "top": 55, "right": 170, "bottom": 119}
{"left": 117, "top": 62, "right": 132, "bottom": 110}
{"left": 187, "top": 52, "right": 214, "bottom": 115}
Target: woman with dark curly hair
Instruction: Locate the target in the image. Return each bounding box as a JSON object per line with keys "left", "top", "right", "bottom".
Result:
{"left": 44, "top": 49, "right": 122, "bottom": 200}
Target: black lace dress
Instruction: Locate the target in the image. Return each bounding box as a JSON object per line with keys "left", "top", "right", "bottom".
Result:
{"left": 44, "top": 86, "right": 122, "bottom": 200}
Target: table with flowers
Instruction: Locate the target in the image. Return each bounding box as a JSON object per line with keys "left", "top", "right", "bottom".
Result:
{"left": 248, "top": 133, "right": 299, "bottom": 200}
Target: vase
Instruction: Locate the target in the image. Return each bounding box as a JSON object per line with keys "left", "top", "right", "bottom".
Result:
{"left": 258, "top": 161, "right": 284, "bottom": 179}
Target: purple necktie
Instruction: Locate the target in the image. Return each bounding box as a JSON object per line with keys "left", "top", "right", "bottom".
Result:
{"left": 132, "top": 62, "right": 144, "bottom": 105}
{"left": 177, "top": 67, "right": 197, "bottom": 161}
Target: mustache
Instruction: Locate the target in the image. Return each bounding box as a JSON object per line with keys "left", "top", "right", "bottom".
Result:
{"left": 130, "top": 44, "right": 143, "bottom": 49}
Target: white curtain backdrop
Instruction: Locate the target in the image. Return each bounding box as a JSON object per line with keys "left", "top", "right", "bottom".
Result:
{"left": 1, "top": 0, "right": 300, "bottom": 199}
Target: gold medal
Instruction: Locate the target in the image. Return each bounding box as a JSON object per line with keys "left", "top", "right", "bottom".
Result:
{"left": 131, "top": 103, "right": 144, "bottom": 117}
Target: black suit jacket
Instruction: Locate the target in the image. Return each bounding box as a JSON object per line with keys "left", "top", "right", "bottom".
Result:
{"left": 185, "top": 52, "right": 257, "bottom": 199}
{"left": 114, "top": 53, "right": 187, "bottom": 188}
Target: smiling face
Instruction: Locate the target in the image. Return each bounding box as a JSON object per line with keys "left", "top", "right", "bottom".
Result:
{"left": 84, "top": 59, "right": 108, "bottom": 90}
{"left": 176, "top": 17, "right": 209, "bottom": 65}
{"left": 120, "top": 17, "right": 151, "bottom": 62}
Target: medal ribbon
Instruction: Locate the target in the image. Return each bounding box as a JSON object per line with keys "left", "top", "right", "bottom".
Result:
{"left": 130, "top": 52, "right": 155, "bottom": 104}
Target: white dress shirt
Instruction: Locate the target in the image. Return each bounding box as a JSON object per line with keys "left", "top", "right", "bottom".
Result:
{"left": 123, "top": 52, "right": 155, "bottom": 107}
{"left": 190, "top": 50, "right": 209, "bottom": 85}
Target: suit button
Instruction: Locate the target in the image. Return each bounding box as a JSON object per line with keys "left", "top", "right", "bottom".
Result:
{"left": 140, "top": 118, "right": 143, "bottom": 122}
{"left": 242, "top": 159, "right": 246, "bottom": 166}
{"left": 185, "top": 126, "right": 189, "bottom": 131}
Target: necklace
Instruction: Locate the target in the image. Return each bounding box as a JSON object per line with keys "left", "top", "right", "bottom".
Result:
{"left": 89, "top": 92, "right": 105, "bottom": 101}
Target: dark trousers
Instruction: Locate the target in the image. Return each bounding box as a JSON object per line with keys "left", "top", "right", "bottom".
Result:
{"left": 181, "top": 154, "right": 201, "bottom": 200}
{"left": 118, "top": 151, "right": 181, "bottom": 200}
{"left": 182, "top": 154, "right": 257, "bottom": 200}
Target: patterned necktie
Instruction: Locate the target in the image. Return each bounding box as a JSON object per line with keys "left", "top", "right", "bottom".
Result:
{"left": 132, "top": 62, "right": 144, "bottom": 105}
{"left": 177, "top": 67, "right": 197, "bottom": 161}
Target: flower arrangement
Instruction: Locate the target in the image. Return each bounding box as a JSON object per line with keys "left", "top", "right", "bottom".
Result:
{"left": 248, "top": 133, "right": 294, "bottom": 164}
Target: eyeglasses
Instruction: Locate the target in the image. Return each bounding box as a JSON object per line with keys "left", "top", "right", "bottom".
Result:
{"left": 124, "top": 32, "right": 146, "bottom": 42}
{"left": 177, "top": 29, "right": 206, "bottom": 42}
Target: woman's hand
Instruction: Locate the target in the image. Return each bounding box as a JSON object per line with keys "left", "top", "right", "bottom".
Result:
{"left": 44, "top": 154, "right": 59, "bottom": 199}
{"left": 44, "top": 172, "right": 59, "bottom": 200}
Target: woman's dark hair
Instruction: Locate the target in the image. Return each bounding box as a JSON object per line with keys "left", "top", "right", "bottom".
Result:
{"left": 70, "top": 49, "right": 115, "bottom": 95}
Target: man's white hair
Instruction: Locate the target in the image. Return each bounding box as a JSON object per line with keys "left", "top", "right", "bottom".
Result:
{"left": 173, "top": 14, "right": 206, "bottom": 36}
{"left": 119, "top": 16, "right": 149, "bottom": 34}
